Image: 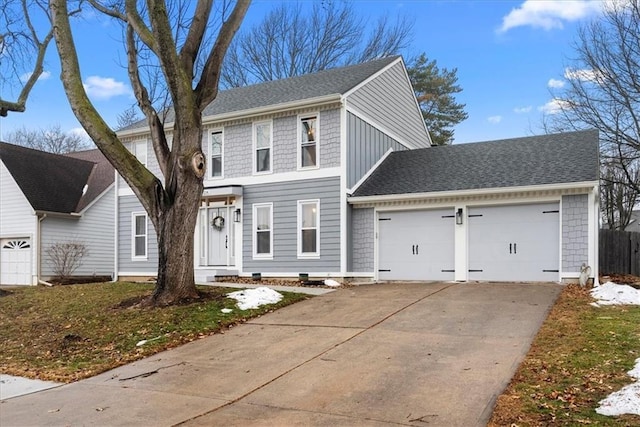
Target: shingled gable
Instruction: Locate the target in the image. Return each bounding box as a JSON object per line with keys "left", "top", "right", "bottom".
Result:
{"left": 351, "top": 129, "right": 600, "bottom": 197}
{"left": 0, "top": 142, "right": 113, "bottom": 214}
{"left": 118, "top": 56, "right": 402, "bottom": 132}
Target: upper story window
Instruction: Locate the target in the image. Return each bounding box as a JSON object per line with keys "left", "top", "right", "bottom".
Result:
{"left": 298, "top": 200, "right": 319, "bottom": 257}
{"left": 209, "top": 129, "right": 223, "bottom": 178}
{"left": 254, "top": 121, "right": 272, "bottom": 174}
{"left": 253, "top": 203, "right": 273, "bottom": 258}
{"left": 299, "top": 115, "right": 318, "bottom": 169}
{"left": 132, "top": 212, "right": 148, "bottom": 259}
{"left": 131, "top": 140, "right": 147, "bottom": 166}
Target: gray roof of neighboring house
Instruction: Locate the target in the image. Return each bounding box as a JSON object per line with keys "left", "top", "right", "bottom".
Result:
{"left": 351, "top": 130, "right": 600, "bottom": 197}
{"left": 0, "top": 142, "right": 114, "bottom": 214}
{"left": 119, "top": 56, "right": 400, "bottom": 132}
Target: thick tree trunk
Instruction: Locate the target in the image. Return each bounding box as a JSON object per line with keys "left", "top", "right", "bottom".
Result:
{"left": 149, "top": 127, "right": 205, "bottom": 306}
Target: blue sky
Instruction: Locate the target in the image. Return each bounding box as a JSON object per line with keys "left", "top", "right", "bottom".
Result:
{"left": 0, "top": 0, "right": 606, "bottom": 144}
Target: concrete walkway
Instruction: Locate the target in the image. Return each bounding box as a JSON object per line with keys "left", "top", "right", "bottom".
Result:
{"left": 0, "top": 282, "right": 561, "bottom": 426}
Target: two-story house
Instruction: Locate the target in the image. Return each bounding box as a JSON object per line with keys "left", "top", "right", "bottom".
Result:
{"left": 115, "top": 56, "right": 600, "bottom": 284}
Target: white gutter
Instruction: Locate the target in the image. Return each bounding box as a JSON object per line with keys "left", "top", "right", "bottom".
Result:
{"left": 116, "top": 94, "right": 343, "bottom": 138}
{"left": 37, "top": 213, "right": 47, "bottom": 284}
{"left": 348, "top": 180, "right": 600, "bottom": 204}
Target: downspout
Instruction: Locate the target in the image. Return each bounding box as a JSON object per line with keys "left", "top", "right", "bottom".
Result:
{"left": 113, "top": 170, "right": 119, "bottom": 282}
{"left": 37, "top": 213, "right": 47, "bottom": 284}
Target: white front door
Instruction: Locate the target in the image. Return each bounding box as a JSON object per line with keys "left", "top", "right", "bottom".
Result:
{"left": 378, "top": 209, "right": 455, "bottom": 281}
{"left": 468, "top": 203, "right": 560, "bottom": 282}
{"left": 199, "top": 207, "right": 235, "bottom": 267}
{"left": 0, "top": 238, "right": 32, "bottom": 285}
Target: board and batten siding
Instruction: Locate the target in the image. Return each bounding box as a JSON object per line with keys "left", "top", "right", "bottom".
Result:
{"left": 242, "top": 177, "right": 341, "bottom": 273}
{"left": 562, "top": 194, "right": 589, "bottom": 272}
{"left": 347, "top": 112, "right": 407, "bottom": 188}
{"left": 118, "top": 195, "right": 158, "bottom": 274}
{"left": 346, "top": 61, "right": 429, "bottom": 149}
{"left": 40, "top": 188, "right": 115, "bottom": 278}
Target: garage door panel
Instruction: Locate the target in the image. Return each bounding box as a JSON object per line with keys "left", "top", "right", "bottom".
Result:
{"left": 378, "top": 209, "right": 454, "bottom": 281}
{"left": 469, "top": 203, "right": 559, "bottom": 282}
{"left": 0, "top": 238, "right": 32, "bottom": 285}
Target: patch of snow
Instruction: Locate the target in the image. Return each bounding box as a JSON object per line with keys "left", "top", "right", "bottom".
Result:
{"left": 227, "top": 287, "right": 283, "bottom": 310}
{"left": 590, "top": 281, "right": 640, "bottom": 306}
{"left": 597, "top": 358, "right": 640, "bottom": 416}
{"left": 324, "top": 279, "right": 341, "bottom": 287}
{"left": 221, "top": 308, "right": 233, "bottom": 314}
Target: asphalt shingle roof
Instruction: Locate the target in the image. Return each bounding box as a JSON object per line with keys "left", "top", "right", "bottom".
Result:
{"left": 120, "top": 56, "right": 400, "bottom": 131}
{"left": 352, "top": 130, "right": 600, "bottom": 197}
{"left": 0, "top": 143, "right": 114, "bottom": 214}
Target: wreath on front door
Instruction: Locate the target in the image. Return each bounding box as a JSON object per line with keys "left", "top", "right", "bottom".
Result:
{"left": 211, "top": 215, "right": 225, "bottom": 231}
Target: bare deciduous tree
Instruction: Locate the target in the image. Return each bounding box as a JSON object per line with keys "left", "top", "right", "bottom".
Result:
{"left": 221, "top": 1, "right": 413, "bottom": 87}
{"left": 6, "top": 124, "right": 91, "bottom": 153}
{"left": 116, "top": 106, "right": 142, "bottom": 131}
{"left": 25, "top": 0, "right": 249, "bottom": 306}
{"left": 46, "top": 241, "right": 87, "bottom": 279}
{"left": 601, "top": 160, "right": 639, "bottom": 230}
{"left": 0, "top": 0, "right": 61, "bottom": 116}
{"left": 543, "top": 0, "right": 640, "bottom": 228}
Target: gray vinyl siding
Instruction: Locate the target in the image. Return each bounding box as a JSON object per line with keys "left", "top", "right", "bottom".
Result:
{"left": 347, "top": 112, "right": 407, "bottom": 188}
{"left": 348, "top": 206, "right": 375, "bottom": 272}
{"left": 118, "top": 195, "right": 158, "bottom": 274}
{"left": 562, "top": 194, "right": 589, "bottom": 272}
{"left": 242, "top": 177, "right": 341, "bottom": 272}
{"left": 40, "top": 187, "right": 115, "bottom": 278}
{"left": 347, "top": 61, "right": 429, "bottom": 148}
{"left": 204, "top": 109, "right": 341, "bottom": 179}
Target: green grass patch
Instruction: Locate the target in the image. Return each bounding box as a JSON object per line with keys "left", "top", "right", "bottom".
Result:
{"left": 0, "top": 282, "right": 308, "bottom": 382}
{"left": 490, "top": 284, "right": 640, "bottom": 426}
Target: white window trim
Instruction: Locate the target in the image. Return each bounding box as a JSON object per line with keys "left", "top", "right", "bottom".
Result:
{"left": 131, "top": 212, "right": 148, "bottom": 260}
{"left": 208, "top": 128, "right": 224, "bottom": 179}
{"left": 297, "top": 199, "right": 320, "bottom": 259}
{"left": 252, "top": 202, "right": 273, "bottom": 259}
{"left": 297, "top": 113, "right": 320, "bottom": 171}
{"left": 131, "top": 140, "right": 147, "bottom": 167}
{"left": 253, "top": 120, "right": 273, "bottom": 175}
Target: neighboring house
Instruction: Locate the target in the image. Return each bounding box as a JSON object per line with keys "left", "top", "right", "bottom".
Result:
{"left": 0, "top": 143, "right": 115, "bottom": 285}
{"left": 115, "top": 56, "right": 600, "bottom": 284}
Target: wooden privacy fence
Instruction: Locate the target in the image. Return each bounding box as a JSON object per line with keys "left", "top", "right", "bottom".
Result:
{"left": 599, "top": 229, "right": 640, "bottom": 276}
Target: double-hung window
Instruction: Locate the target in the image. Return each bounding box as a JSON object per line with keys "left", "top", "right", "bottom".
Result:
{"left": 132, "top": 140, "right": 147, "bottom": 166}
{"left": 253, "top": 203, "right": 273, "bottom": 258}
{"left": 254, "top": 121, "right": 272, "bottom": 174}
{"left": 132, "top": 212, "right": 148, "bottom": 259}
{"left": 299, "top": 115, "right": 318, "bottom": 169}
{"left": 209, "top": 129, "right": 223, "bottom": 178}
{"left": 298, "top": 200, "right": 319, "bottom": 257}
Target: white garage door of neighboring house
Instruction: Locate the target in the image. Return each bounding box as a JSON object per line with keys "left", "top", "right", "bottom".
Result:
{"left": 468, "top": 203, "right": 560, "bottom": 282}
{"left": 378, "top": 209, "right": 455, "bottom": 281}
{"left": 0, "top": 238, "right": 32, "bottom": 285}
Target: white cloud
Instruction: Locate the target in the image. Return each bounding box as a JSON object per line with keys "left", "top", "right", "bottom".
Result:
{"left": 497, "top": 0, "right": 603, "bottom": 33}
{"left": 548, "top": 78, "right": 565, "bottom": 88}
{"left": 83, "top": 76, "right": 131, "bottom": 100}
{"left": 514, "top": 106, "right": 533, "bottom": 114}
{"left": 487, "top": 115, "right": 503, "bottom": 124}
{"left": 564, "top": 67, "right": 598, "bottom": 81}
{"left": 19, "top": 70, "right": 51, "bottom": 83}
{"left": 538, "top": 98, "right": 572, "bottom": 114}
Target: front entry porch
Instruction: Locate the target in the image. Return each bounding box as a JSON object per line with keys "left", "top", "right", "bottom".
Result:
{"left": 194, "top": 190, "right": 242, "bottom": 283}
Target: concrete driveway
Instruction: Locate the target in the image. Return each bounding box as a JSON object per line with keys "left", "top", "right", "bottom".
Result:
{"left": 0, "top": 282, "right": 561, "bottom": 426}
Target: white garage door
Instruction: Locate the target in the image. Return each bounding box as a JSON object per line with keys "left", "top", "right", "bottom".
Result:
{"left": 378, "top": 209, "right": 455, "bottom": 281}
{"left": 468, "top": 203, "right": 559, "bottom": 282}
{"left": 0, "top": 238, "right": 32, "bottom": 285}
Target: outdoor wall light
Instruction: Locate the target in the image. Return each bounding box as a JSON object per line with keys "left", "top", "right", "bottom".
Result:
{"left": 234, "top": 208, "right": 241, "bottom": 223}
{"left": 455, "top": 208, "right": 463, "bottom": 225}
